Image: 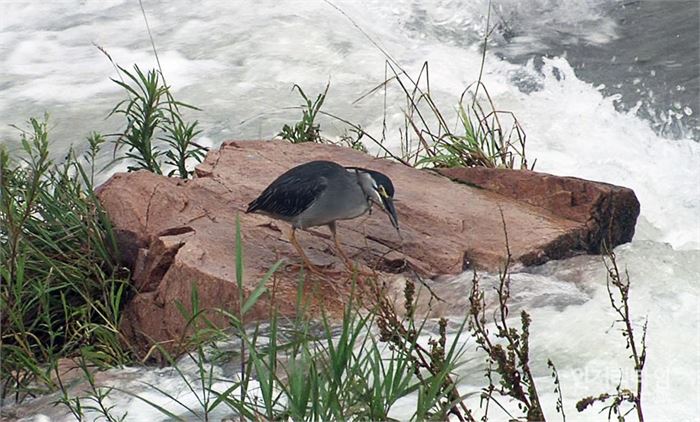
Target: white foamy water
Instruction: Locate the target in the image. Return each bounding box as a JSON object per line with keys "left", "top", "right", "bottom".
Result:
{"left": 1, "top": 0, "right": 698, "bottom": 421}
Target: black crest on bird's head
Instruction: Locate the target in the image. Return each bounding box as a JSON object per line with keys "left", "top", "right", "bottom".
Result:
{"left": 366, "top": 169, "right": 394, "bottom": 197}
{"left": 346, "top": 166, "right": 399, "bottom": 232}
{"left": 346, "top": 167, "right": 394, "bottom": 197}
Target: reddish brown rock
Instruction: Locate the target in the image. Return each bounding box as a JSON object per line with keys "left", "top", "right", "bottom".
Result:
{"left": 436, "top": 167, "right": 640, "bottom": 253}
{"left": 96, "top": 140, "right": 639, "bottom": 356}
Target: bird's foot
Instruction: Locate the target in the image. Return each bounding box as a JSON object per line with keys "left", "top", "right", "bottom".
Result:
{"left": 331, "top": 244, "right": 374, "bottom": 278}
{"left": 284, "top": 260, "right": 339, "bottom": 276}
{"left": 341, "top": 258, "right": 376, "bottom": 278}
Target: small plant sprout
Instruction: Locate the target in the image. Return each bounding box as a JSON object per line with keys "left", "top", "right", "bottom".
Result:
{"left": 108, "top": 63, "right": 207, "bottom": 178}
{"left": 279, "top": 83, "right": 329, "bottom": 144}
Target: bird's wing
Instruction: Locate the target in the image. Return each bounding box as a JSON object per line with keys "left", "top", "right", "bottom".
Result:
{"left": 246, "top": 173, "right": 329, "bottom": 218}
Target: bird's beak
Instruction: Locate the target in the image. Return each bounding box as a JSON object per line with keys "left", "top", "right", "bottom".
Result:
{"left": 378, "top": 189, "right": 400, "bottom": 233}
{"left": 383, "top": 197, "right": 400, "bottom": 236}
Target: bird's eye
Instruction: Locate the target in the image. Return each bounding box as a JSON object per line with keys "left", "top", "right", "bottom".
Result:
{"left": 377, "top": 185, "right": 388, "bottom": 198}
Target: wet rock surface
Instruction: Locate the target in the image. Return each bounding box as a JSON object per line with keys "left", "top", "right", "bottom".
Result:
{"left": 95, "top": 141, "right": 639, "bottom": 355}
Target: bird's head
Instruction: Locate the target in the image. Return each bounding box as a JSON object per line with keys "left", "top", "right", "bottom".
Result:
{"left": 349, "top": 167, "right": 400, "bottom": 233}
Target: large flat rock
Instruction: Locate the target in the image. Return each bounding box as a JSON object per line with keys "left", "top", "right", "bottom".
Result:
{"left": 96, "top": 140, "right": 639, "bottom": 356}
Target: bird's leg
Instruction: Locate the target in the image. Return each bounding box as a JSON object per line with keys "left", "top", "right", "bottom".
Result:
{"left": 329, "top": 222, "right": 355, "bottom": 271}
{"left": 330, "top": 223, "right": 376, "bottom": 279}
{"left": 289, "top": 227, "right": 323, "bottom": 275}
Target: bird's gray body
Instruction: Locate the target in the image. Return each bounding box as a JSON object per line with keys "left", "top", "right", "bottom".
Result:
{"left": 246, "top": 160, "right": 399, "bottom": 273}
{"left": 246, "top": 160, "right": 397, "bottom": 230}
{"left": 292, "top": 172, "right": 370, "bottom": 229}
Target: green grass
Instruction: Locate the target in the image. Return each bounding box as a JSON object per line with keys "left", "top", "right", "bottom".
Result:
{"left": 0, "top": 117, "right": 132, "bottom": 404}
{"left": 278, "top": 83, "right": 368, "bottom": 153}
{"left": 364, "top": 59, "right": 533, "bottom": 170}
{"left": 116, "top": 283, "right": 475, "bottom": 420}
{"left": 279, "top": 84, "right": 328, "bottom": 144}
{"left": 109, "top": 63, "right": 207, "bottom": 178}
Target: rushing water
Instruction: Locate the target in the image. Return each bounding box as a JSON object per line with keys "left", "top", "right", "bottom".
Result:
{"left": 1, "top": 1, "right": 699, "bottom": 421}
